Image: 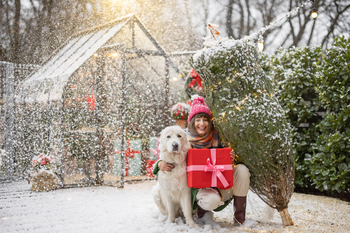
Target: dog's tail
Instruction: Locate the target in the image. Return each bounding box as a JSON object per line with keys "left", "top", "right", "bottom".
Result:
{"left": 152, "top": 183, "right": 167, "bottom": 215}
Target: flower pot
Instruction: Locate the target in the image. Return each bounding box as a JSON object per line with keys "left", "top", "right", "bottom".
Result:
{"left": 30, "top": 170, "right": 57, "bottom": 192}
{"left": 175, "top": 120, "right": 187, "bottom": 129}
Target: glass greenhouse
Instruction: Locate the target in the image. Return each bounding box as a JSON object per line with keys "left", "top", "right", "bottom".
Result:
{"left": 14, "top": 14, "right": 181, "bottom": 187}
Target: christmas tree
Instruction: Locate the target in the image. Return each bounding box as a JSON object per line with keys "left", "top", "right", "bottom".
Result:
{"left": 191, "top": 37, "right": 295, "bottom": 226}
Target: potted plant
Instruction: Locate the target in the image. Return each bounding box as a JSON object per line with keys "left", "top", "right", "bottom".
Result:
{"left": 30, "top": 153, "right": 58, "bottom": 192}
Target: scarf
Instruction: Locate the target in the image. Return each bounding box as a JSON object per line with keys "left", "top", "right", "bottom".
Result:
{"left": 187, "top": 128, "right": 220, "bottom": 149}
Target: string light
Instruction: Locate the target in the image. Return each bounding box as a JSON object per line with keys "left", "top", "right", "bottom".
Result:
{"left": 258, "top": 34, "right": 264, "bottom": 52}
{"left": 311, "top": 8, "right": 318, "bottom": 19}
{"left": 172, "top": 76, "right": 178, "bottom": 81}
{"left": 258, "top": 41, "right": 264, "bottom": 52}
{"left": 109, "top": 52, "right": 119, "bottom": 57}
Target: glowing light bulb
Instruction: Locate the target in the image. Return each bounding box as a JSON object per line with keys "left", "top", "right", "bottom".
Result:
{"left": 110, "top": 52, "right": 119, "bottom": 57}
{"left": 258, "top": 41, "right": 264, "bottom": 52}
{"left": 311, "top": 8, "right": 318, "bottom": 19}
{"left": 172, "top": 77, "right": 178, "bottom": 82}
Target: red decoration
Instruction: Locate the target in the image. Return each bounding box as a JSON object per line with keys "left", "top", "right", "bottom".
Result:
{"left": 123, "top": 140, "right": 141, "bottom": 176}
{"left": 113, "top": 140, "right": 141, "bottom": 176}
{"left": 176, "top": 104, "right": 185, "bottom": 120}
{"left": 187, "top": 148, "right": 233, "bottom": 189}
{"left": 31, "top": 153, "right": 53, "bottom": 170}
{"left": 86, "top": 94, "right": 96, "bottom": 111}
{"left": 188, "top": 68, "right": 203, "bottom": 91}
{"left": 146, "top": 160, "right": 156, "bottom": 177}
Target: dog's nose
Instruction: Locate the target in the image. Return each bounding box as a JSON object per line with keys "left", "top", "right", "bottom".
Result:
{"left": 172, "top": 142, "right": 179, "bottom": 151}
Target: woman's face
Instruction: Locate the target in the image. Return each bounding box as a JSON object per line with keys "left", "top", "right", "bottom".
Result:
{"left": 194, "top": 116, "right": 209, "bottom": 136}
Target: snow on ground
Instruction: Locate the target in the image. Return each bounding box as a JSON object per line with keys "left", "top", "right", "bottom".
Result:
{"left": 0, "top": 180, "right": 349, "bottom": 233}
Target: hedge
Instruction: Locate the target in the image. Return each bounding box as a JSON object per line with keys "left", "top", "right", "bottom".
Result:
{"left": 261, "top": 36, "right": 350, "bottom": 195}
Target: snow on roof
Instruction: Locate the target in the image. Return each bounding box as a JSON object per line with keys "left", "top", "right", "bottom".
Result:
{"left": 17, "top": 15, "right": 135, "bottom": 103}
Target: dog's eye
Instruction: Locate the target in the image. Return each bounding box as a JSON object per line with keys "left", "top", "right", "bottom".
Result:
{"left": 167, "top": 135, "right": 171, "bottom": 138}
{"left": 177, "top": 135, "right": 182, "bottom": 138}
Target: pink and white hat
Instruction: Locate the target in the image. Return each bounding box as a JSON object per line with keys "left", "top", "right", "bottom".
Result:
{"left": 187, "top": 95, "right": 213, "bottom": 123}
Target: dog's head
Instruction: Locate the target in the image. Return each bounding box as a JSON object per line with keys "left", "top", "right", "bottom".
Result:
{"left": 159, "top": 126, "right": 191, "bottom": 163}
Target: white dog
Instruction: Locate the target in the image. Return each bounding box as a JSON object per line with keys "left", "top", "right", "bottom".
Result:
{"left": 152, "top": 126, "right": 197, "bottom": 227}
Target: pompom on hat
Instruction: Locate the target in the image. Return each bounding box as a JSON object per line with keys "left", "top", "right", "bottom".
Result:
{"left": 187, "top": 95, "right": 213, "bottom": 123}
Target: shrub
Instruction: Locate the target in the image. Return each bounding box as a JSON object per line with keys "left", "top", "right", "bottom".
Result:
{"left": 262, "top": 46, "right": 323, "bottom": 189}
{"left": 309, "top": 36, "right": 350, "bottom": 194}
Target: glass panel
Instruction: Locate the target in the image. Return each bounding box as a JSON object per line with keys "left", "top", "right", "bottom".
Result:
{"left": 134, "top": 23, "right": 158, "bottom": 51}
{"left": 24, "top": 37, "right": 80, "bottom": 83}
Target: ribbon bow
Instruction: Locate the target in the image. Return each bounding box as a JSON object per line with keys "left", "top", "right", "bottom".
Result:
{"left": 187, "top": 149, "right": 232, "bottom": 188}
{"left": 204, "top": 150, "right": 229, "bottom": 188}
{"left": 124, "top": 140, "right": 141, "bottom": 176}
{"left": 188, "top": 69, "right": 202, "bottom": 91}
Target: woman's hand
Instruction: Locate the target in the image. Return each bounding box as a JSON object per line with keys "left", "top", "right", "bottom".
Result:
{"left": 230, "top": 150, "right": 236, "bottom": 160}
{"left": 159, "top": 161, "right": 175, "bottom": 172}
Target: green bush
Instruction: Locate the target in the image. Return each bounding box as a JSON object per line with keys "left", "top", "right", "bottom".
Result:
{"left": 309, "top": 36, "right": 350, "bottom": 194}
{"left": 262, "top": 46, "right": 323, "bottom": 189}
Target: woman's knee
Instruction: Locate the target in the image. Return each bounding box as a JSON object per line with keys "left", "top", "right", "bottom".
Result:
{"left": 232, "top": 164, "right": 250, "bottom": 196}
{"left": 233, "top": 164, "right": 250, "bottom": 180}
{"left": 196, "top": 188, "right": 224, "bottom": 211}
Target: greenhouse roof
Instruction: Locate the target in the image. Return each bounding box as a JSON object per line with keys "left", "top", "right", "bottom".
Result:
{"left": 18, "top": 14, "right": 178, "bottom": 103}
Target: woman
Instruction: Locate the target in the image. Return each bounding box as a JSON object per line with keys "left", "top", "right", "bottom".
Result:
{"left": 153, "top": 96, "right": 250, "bottom": 226}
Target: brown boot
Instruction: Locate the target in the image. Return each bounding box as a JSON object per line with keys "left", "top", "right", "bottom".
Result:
{"left": 197, "top": 205, "right": 208, "bottom": 218}
{"left": 233, "top": 195, "right": 246, "bottom": 226}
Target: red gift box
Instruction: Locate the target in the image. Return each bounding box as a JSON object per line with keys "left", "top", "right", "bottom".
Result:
{"left": 187, "top": 148, "right": 233, "bottom": 189}
{"left": 146, "top": 160, "right": 156, "bottom": 178}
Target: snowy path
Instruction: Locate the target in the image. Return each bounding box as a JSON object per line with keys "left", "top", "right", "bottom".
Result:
{"left": 0, "top": 181, "right": 349, "bottom": 233}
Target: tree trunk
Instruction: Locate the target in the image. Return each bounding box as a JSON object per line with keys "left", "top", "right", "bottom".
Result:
{"left": 226, "top": 0, "right": 234, "bottom": 38}
{"left": 278, "top": 208, "right": 294, "bottom": 226}
{"left": 13, "top": 0, "right": 21, "bottom": 63}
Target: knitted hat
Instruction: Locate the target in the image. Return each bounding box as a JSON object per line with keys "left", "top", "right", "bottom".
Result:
{"left": 187, "top": 96, "right": 213, "bottom": 123}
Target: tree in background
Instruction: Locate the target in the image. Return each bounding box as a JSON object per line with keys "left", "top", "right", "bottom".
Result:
{"left": 0, "top": 0, "right": 202, "bottom": 65}
{"left": 1, "top": 0, "right": 349, "bottom": 65}
{"left": 188, "top": 0, "right": 350, "bottom": 52}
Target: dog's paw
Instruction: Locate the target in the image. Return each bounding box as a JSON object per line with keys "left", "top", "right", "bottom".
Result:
{"left": 188, "top": 222, "right": 199, "bottom": 228}
{"left": 167, "top": 216, "right": 176, "bottom": 223}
